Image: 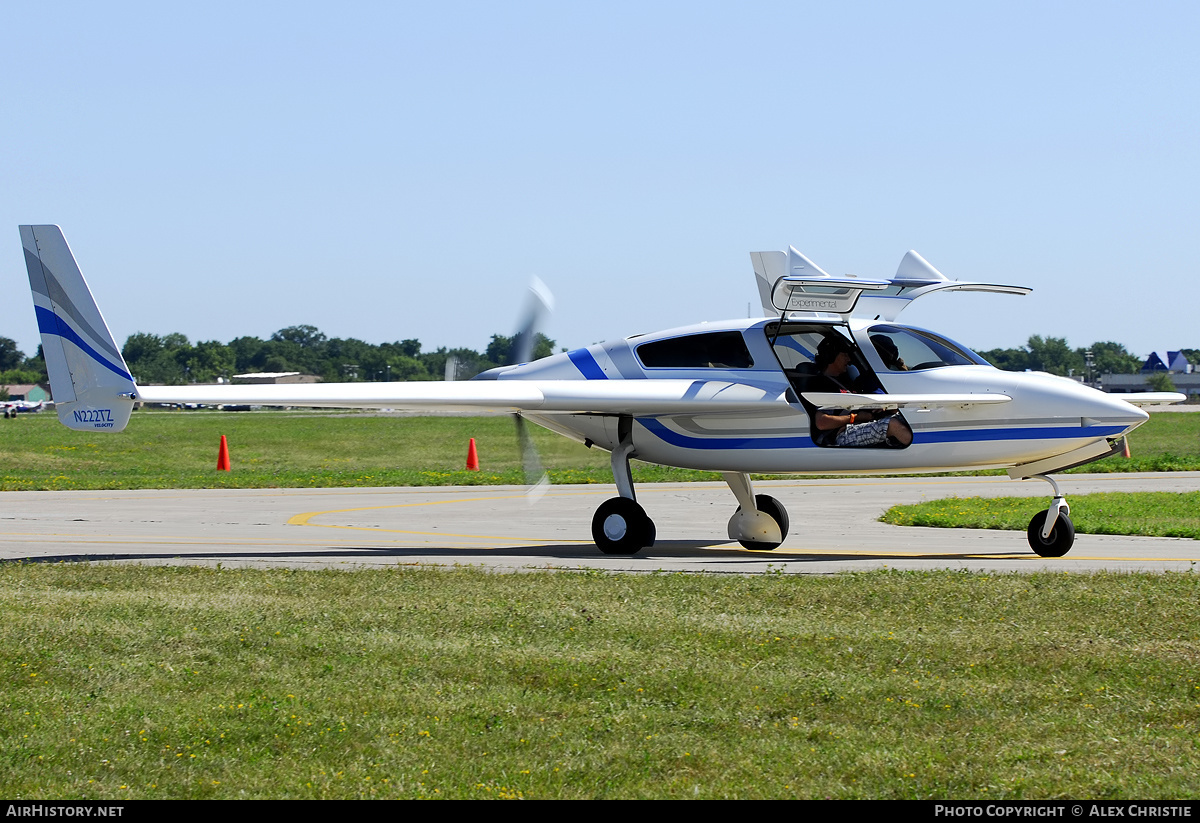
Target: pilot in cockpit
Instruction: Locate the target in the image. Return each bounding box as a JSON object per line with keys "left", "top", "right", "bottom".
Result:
{"left": 871, "top": 334, "right": 909, "bottom": 371}
{"left": 811, "top": 335, "right": 913, "bottom": 448}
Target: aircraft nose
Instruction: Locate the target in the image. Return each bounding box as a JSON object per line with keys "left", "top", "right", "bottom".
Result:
{"left": 1089, "top": 391, "right": 1149, "bottom": 429}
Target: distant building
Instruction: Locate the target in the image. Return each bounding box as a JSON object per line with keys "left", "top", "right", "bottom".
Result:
{"left": 1142, "top": 351, "right": 1193, "bottom": 374}
{"left": 1102, "top": 372, "right": 1200, "bottom": 395}
{"left": 1102, "top": 349, "right": 1197, "bottom": 397}
{"left": 0, "top": 383, "right": 51, "bottom": 402}
{"left": 231, "top": 372, "right": 321, "bottom": 385}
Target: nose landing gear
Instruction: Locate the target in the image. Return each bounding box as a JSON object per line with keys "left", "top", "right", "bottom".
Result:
{"left": 1027, "top": 474, "right": 1075, "bottom": 557}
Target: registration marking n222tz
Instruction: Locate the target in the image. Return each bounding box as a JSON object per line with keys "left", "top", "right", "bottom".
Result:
{"left": 72, "top": 408, "right": 115, "bottom": 428}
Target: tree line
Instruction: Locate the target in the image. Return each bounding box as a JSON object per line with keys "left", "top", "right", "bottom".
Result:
{"left": 0, "top": 326, "right": 555, "bottom": 386}
{"left": 974, "top": 338, "right": 1198, "bottom": 379}
{"left": 0, "top": 329, "right": 1193, "bottom": 387}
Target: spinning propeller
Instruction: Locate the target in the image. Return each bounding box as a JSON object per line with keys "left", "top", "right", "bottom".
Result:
{"left": 512, "top": 277, "right": 555, "bottom": 499}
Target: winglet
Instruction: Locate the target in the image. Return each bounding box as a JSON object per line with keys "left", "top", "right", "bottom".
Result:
{"left": 893, "top": 250, "right": 949, "bottom": 285}
{"left": 19, "top": 225, "right": 135, "bottom": 431}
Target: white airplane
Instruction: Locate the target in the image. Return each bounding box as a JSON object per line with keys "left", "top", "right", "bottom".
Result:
{"left": 20, "top": 224, "right": 1183, "bottom": 558}
{"left": 1, "top": 399, "right": 44, "bottom": 418}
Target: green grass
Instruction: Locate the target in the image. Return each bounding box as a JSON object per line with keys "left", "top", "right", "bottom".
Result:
{"left": 4, "top": 412, "right": 1198, "bottom": 799}
{"left": 881, "top": 492, "right": 1200, "bottom": 539}
{"left": 877, "top": 414, "right": 1200, "bottom": 537}
{"left": 1070, "top": 412, "right": 1200, "bottom": 473}
{"left": 2, "top": 564, "right": 1198, "bottom": 799}
{"left": 2, "top": 409, "right": 1197, "bottom": 491}
{"left": 0, "top": 411, "right": 721, "bottom": 490}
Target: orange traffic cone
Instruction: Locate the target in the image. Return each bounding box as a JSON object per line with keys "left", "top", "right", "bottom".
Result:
{"left": 217, "top": 435, "right": 231, "bottom": 471}
{"left": 466, "top": 437, "right": 479, "bottom": 471}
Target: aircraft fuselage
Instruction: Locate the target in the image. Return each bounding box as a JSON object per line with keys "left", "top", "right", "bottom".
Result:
{"left": 487, "top": 317, "right": 1148, "bottom": 475}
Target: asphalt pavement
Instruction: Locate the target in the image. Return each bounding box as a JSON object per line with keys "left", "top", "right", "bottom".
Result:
{"left": 2, "top": 472, "right": 1198, "bottom": 574}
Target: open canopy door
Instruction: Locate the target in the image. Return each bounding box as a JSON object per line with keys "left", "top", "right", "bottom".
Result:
{"left": 751, "top": 247, "right": 1030, "bottom": 322}
{"left": 758, "top": 247, "right": 889, "bottom": 320}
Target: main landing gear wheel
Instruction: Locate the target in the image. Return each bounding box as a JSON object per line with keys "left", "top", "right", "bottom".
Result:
{"left": 591, "top": 497, "right": 656, "bottom": 555}
{"left": 736, "top": 494, "right": 790, "bottom": 550}
{"left": 1027, "top": 510, "right": 1075, "bottom": 557}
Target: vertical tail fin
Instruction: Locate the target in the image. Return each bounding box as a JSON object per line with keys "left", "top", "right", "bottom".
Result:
{"left": 19, "top": 225, "right": 135, "bottom": 432}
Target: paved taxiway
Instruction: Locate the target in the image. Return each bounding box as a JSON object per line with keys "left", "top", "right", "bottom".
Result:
{"left": 1, "top": 472, "right": 1198, "bottom": 574}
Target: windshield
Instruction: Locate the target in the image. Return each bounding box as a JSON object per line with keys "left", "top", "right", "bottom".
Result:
{"left": 866, "top": 324, "right": 991, "bottom": 371}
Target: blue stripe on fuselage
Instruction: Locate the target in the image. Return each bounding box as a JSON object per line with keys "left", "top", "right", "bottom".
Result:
{"left": 640, "top": 418, "right": 815, "bottom": 449}
{"left": 639, "top": 418, "right": 1126, "bottom": 451}
{"left": 35, "top": 305, "right": 133, "bottom": 382}
{"left": 568, "top": 348, "right": 608, "bottom": 380}
{"left": 916, "top": 425, "right": 1127, "bottom": 443}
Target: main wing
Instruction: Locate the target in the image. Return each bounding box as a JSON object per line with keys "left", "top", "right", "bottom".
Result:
{"left": 138, "top": 380, "right": 790, "bottom": 417}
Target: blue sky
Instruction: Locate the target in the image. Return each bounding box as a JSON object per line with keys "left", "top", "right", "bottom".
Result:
{"left": 3, "top": 1, "right": 1197, "bottom": 363}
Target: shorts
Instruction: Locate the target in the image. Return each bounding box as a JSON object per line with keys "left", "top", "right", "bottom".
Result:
{"left": 835, "top": 417, "right": 892, "bottom": 447}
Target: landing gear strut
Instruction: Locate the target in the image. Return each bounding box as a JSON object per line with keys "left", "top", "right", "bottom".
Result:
{"left": 588, "top": 421, "right": 792, "bottom": 555}
{"left": 1026, "top": 474, "right": 1075, "bottom": 557}
{"left": 723, "top": 472, "right": 790, "bottom": 550}
{"left": 592, "top": 417, "right": 656, "bottom": 555}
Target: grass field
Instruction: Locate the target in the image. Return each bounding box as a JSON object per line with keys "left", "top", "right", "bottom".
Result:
{"left": 0, "top": 411, "right": 711, "bottom": 491}
{"left": 1078, "top": 411, "right": 1200, "bottom": 472}
{"left": 3, "top": 564, "right": 1198, "bottom": 800}
{"left": 873, "top": 411, "right": 1200, "bottom": 538}
{"left": 4, "top": 413, "right": 1199, "bottom": 799}
{"left": 881, "top": 492, "right": 1200, "bottom": 540}
{"left": 1, "top": 408, "right": 1198, "bottom": 491}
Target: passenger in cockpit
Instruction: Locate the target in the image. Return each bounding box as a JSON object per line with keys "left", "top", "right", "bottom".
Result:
{"left": 812, "top": 336, "right": 912, "bottom": 448}
{"left": 871, "top": 334, "right": 909, "bottom": 371}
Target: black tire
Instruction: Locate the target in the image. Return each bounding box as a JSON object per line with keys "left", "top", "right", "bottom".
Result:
{"left": 591, "top": 497, "right": 655, "bottom": 555}
{"left": 1027, "top": 510, "right": 1075, "bottom": 557}
{"left": 737, "top": 494, "right": 790, "bottom": 550}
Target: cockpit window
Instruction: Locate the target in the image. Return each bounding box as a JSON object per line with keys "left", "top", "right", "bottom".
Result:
{"left": 768, "top": 327, "right": 828, "bottom": 370}
{"left": 867, "top": 324, "right": 990, "bottom": 371}
{"left": 765, "top": 322, "right": 885, "bottom": 394}
{"left": 636, "top": 331, "right": 754, "bottom": 369}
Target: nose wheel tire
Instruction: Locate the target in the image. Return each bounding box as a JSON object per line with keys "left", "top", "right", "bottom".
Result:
{"left": 592, "top": 497, "right": 656, "bottom": 555}
{"left": 735, "top": 494, "right": 790, "bottom": 550}
{"left": 1027, "top": 511, "right": 1075, "bottom": 557}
